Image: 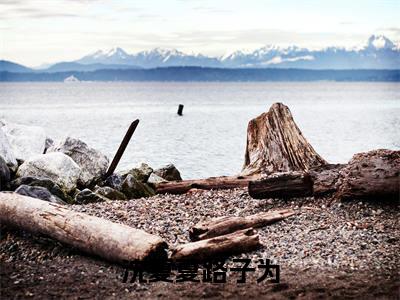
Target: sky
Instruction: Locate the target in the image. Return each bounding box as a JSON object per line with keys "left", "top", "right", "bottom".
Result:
{"left": 1, "top": 0, "right": 399, "bottom": 67}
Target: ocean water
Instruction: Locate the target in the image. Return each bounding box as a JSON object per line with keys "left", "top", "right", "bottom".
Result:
{"left": 0, "top": 82, "right": 399, "bottom": 179}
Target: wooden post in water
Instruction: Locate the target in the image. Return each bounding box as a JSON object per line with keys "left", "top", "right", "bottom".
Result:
{"left": 177, "top": 104, "right": 184, "bottom": 116}
{"left": 104, "top": 119, "right": 139, "bottom": 178}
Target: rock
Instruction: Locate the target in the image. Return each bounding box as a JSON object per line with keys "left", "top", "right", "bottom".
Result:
{"left": 104, "top": 174, "right": 124, "bottom": 190}
{"left": 0, "top": 156, "right": 11, "bottom": 190}
{"left": 154, "top": 164, "right": 182, "bottom": 181}
{"left": 16, "top": 152, "right": 81, "bottom": 193}
{"left": 48, "top": 137, "right": 109, "bottom": 186}
{"left": 0, "top": 129, "right": 18, "bottom": 172}
{"left": 1, "top": 121, "right": 46, "bottom": 162}
{"left": 44, "top": 137, "right": 54, "bottom": 154}
{"left": 15, "top": 185, "right": 65, "bottom": 204}
{"left": 119, "top": 163, "right": 153, "bottom": 183}
{"left": 335, "top": 149, "right": 400, "bottom": 201}
{"left": 94, "top": 186, "right": 127, "bottom": 200}
{"left": 10, "top": 176, "right": 73, "bottom": 203}
{"left": 241, "top": 103, "right": 327, "bottom": 176}
{"left": 121, "top": 174, "right": 155, "bottom": 199}
{"left": 147, "top": 173, "right": 168, "bottom": 186}
{"left": 75, "top": 188, "right": 107, "bottom": 204}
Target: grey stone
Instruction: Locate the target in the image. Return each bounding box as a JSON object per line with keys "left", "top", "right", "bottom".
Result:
{"left": 75, "top": 188, "right": 108, "bottom": 204}
{"left": 104, "top": 174, "right": 124, "bottom": 190}
{"left": 154, "top": 164, "right": 182, "bottom": 181}
{"left": 119, "top": 163, "right": 153, "bottom": 183}
{"left": 147, "top": 173, "right": 167, "bottom": 186}
{"left": 0, "top": 156, "right": 11, "bottom": 190}
{"left": 1, "top": 121, "right": 46, "bottom": 162}
{"left": 10, "top": 176, "right": 73, "bottom": 203}
{"left": 15, "top": 185, "right": 65, "bottom": 204}
{"left": 17, "top": 152, "right": 81, "bottom": 193}
{"left": 94, "top": 186, "right": 127, "bottom": 200}
{"left": 121, "top": 174, "right": 155, "bottom": 199}
{"left": 48, "top": 137, "right": 109, "bottom": 186}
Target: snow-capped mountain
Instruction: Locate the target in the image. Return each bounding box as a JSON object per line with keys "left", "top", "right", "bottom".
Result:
{"left": 61, "top": 35, "right": 400, "bottom": 70}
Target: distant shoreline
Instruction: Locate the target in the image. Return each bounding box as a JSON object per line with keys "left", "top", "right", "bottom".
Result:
{"left": 1, "top": 67, "right": 399, "bottom": 82}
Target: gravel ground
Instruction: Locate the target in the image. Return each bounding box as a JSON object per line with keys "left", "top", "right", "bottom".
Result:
{"left": 1, "top": 188, "right": 399, "bottom": 299}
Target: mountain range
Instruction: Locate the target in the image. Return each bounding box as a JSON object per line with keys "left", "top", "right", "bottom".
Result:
{"left": 0, "top": 35, "right": 399, "bottom": 75}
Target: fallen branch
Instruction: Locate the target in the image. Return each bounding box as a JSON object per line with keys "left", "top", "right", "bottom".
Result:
{"left": 171, "top": 228, "right": 260, "bottom": 261}
{"left": 155, "top": 175, "right": 258, "bottom": 195}
{"left": 189, "top": 209, "right": 295, "bottom": 241}
{"left": 0, "top": 192, "right": 167, "bottom": 263}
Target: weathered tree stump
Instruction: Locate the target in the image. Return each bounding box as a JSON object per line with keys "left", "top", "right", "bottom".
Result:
{"left": 171, "top": 228, "right": 260, "bottom": 261}
{"left": 242, "top": 103, "right": 327, "bottom": 176}
{"left": 0, "top": 192, "right": 168, "bottom": 263}
{"left": 189, "top": 209, "right": 295, "bottom": 241}
{"left": 248, "top": 171, "right": 313, "bottom": 199}
{"left": 335, "top": 149, "right": 400, "bottom": 201}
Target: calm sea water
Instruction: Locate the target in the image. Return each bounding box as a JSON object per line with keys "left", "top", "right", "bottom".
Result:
{"left": 0, "top": 82, "right": 399, "bottom": 179}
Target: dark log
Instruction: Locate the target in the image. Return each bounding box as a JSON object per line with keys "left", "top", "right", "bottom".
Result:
{"left": 171, "top": 228, "right": 260, "bottom": 261}
{"left": 248, "top": 171, "right": 313, "bottom": 199}
{"left": 155, "top": 175, "right": 259, "bottom": 194}
{"left": 335, "top": 149, "right": 400, "bottom": 201}
{"left": 189, "top": 209, "right": 295, "bottom": 241}
{"left": 0, "top": 192, "right": 167, "bottom": 263}
{"left": 242, "top": 103, "right": 327, "bottom": 176}
{"left": 309, "top": 163, "right": 346, "bottom": 196}
{"left": 105, "top": 119, "right": 139, "bottom": 179}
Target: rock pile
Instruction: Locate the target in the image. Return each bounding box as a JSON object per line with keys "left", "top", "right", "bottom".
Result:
{"left": 0, "top": 120, "right": 182, "bottom": 205}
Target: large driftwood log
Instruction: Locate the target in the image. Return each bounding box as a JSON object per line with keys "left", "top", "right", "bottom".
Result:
{"left": 248, "top": 172, "right": 313, "bottom": 199}
{"left": 171, "top": 228, "right": 260, "bottom": 261}
{"left": 0, "top": 192, "right": 167, "bottom": 263}
{"left": 335, "top": 149, "right": 400, "bottom": 201}
{"left": 189, "top": 209, "right": 295, "bottom": 241}
{"left": 242, "top": 103, "right": 327, "bottom": 176}
{"left": 155, "top": 175, "right": 258, "bottom": 194}
{"left": 309, "top": 163, "right": 346, "bottom": 196}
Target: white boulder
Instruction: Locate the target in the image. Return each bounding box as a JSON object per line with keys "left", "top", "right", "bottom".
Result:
{"left": 0, "top": 128, "right": 18, "bottom": 171}
{"left": 17, "top": 152, "right": 81, "bottom": 193}
{"left": 1, "top": 121, "right": 46, "bottom": 162}
{"left": 48, "top": 137, "right": 109, "bottom": 185}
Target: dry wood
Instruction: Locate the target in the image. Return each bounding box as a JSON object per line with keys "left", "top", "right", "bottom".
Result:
{"left": 189, "top": 209, "right": 295, "bottom": 241}
{"left": 309, "top": 163, "right": 346, "bottom": 196}
{"left": 242, "top": 103, "right": 327, "bottom": 176}
{"left": 155, "top": 175, "right": 258, "bottom": 194}
{"left": 335, "top": 149, "right": 400, "bottom": 201}
{"left": 248, "top": 171, "right": 313, "bottom": 199}
{"left": 0, "top": 192, "right": 167, "bottom": 263}
{"left": 171, "top": 228, "right": 260, "bottom": 261}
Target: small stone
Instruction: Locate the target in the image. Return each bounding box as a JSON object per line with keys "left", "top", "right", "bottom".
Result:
{"left": 95, "top": 186, "right": 127, "bottom": 200}
{"left": 15, "top": 185, "right": 66, "bottom": 204}
{"left": 154, "top": 164, "right": 182, "bottom": 181}
{"left": 75, "top": 188, "right": 108, "bottom": 204}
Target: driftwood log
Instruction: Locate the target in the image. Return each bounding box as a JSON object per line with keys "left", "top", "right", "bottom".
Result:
{"left": 155, "top": 175, "right": 258, "bottom": 194}
{"left": 189, "top": 209, "right": 295, "bottom": 241}
{"left": 249, "top": 172, "right": 313, "bottom": 199}
{"left": 335, "top": 149, "right": 400, "bottom": 201}
{"left": 309, "top": 164, "right": 346, "bottom": 196}
{"left": 248, "top": 150, "right": 399, "bottom": 200}
{"left": 0, "top": 192, "right": 167, "bottom": 263}
{"left": 241, "top": 103, "right": 327, "bottom": 176}
{"left": 171, "top": 228, "right": 260, "bottom": 261}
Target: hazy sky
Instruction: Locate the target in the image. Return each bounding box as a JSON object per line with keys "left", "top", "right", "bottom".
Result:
{"left": 1, "top": 0, "right": 399, "bottom": 66}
